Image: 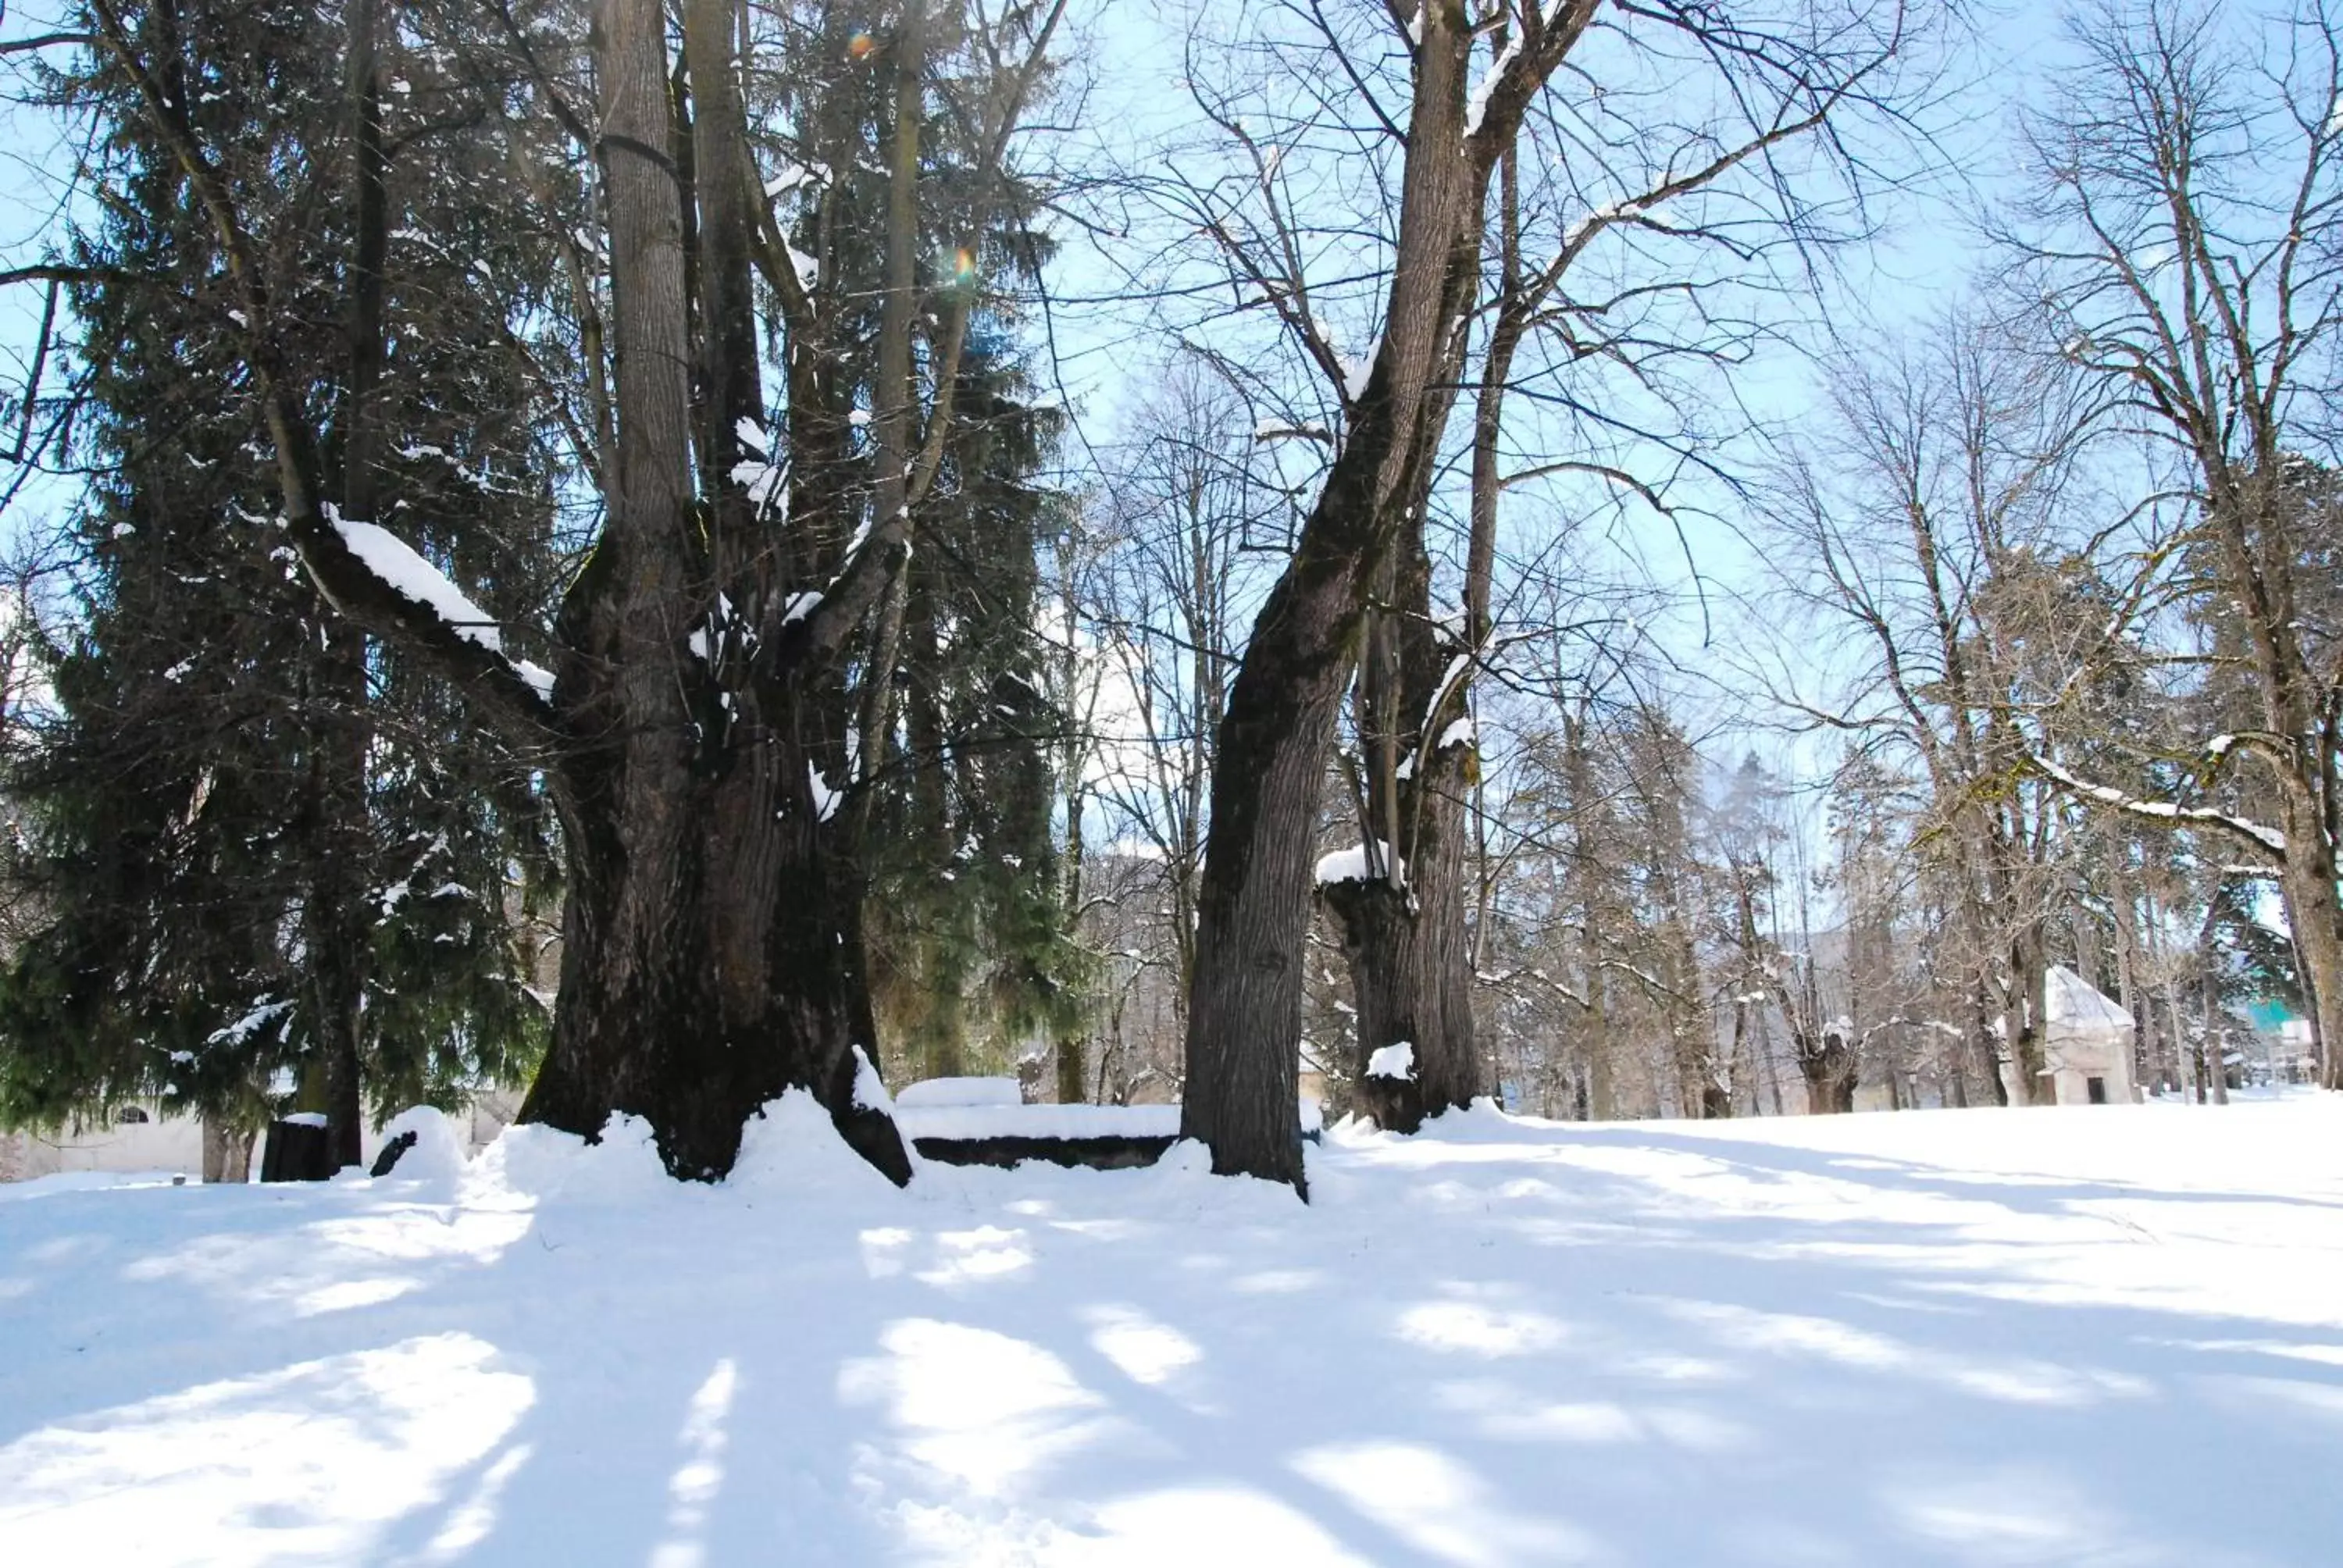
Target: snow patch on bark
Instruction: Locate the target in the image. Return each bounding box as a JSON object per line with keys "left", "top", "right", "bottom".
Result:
{"left": 1366, "top": 1042, "right": 1417, "bottom": 1082}
{"left": 849, "top": 1047, "right": 893, "bottom": 1115}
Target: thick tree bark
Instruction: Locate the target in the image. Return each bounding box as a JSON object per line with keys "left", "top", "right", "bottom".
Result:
{"left": 513, "top": 0, "right": 910, "bottom": 1182}
{"left": 1182, "top": 3, "right": 1496, "bottom": 1189}
{"left": 1321, "top": 778, "right": 1478, "bottom": 1129}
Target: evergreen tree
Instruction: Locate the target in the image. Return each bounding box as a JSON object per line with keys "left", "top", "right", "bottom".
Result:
{"left": 865, "top": 335, "right": 1084, "bottom": 1081}
{"left": 0, "top": 0, "right": 561, "bottom": 1164}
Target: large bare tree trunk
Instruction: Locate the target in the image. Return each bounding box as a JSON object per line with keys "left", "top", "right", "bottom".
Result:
{"left": 1181, "top": 5, "right": 1493, "bottom": 1188}
{"left": 515, "top": 0, "right": 909, "bottom": 1182}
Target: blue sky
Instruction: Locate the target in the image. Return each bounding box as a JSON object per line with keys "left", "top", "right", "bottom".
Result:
{"left": 0, "top": 0, "right": 2245, "bottom": 782}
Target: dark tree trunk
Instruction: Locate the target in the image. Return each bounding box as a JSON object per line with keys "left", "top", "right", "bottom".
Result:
{"left": 2275, "top": 794, "right": 2343, "bottom": 1091}
{"left": 1321, "top": 786, "right": 1478, "bottom": 1131}
{"left": 1973, "top": 989, "right": 2010, "bottom": 1107}
{"left": 513, "top": 0, "right": 909, "bottom": 1183}
{"left": 1322, "top": 536, "right": 1482, "bottom": 1130}
{"left": 522, "top": 733, "right": 908, "bottom": 1180}
{"left": 1182, "top": 6, "right": 1492, "bottom": 1189}
{"left": 2000, "top": 928, "right": 2048, "bottom": 1107}
{"left": 307, "top": 0, "right": 387, "bottom": 1173}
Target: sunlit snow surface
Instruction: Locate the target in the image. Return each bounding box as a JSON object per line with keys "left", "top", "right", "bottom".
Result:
{"left": 4, "top": 1089, "right": 2341, "bottom": 1565}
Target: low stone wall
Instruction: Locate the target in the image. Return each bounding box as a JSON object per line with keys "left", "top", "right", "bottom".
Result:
{"left": 911, "top": 1133, "right": 1177, "bottom": 1171}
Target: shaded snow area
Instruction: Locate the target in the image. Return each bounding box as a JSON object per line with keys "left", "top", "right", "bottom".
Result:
{"left": 5, "top": 1092, "right": 2342, "bottom": 1565}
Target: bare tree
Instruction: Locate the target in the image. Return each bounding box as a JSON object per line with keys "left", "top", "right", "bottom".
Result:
{"left": 2002, "top": 0, "right": 2343, "bottom": 1089}
{"left": 1139, "top": 0, "right": 1931, "bottom": 1183}
{"left": 1750, "top": 316, "right": 2127, "bottom": 1104}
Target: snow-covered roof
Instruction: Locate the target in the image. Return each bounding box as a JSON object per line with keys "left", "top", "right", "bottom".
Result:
{"left": 2043, "top": 965, "right": 2132, "bottom": 1036}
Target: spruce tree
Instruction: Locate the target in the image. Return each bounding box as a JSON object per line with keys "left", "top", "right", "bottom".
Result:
{"left": 0, "top": 0, "right": 561, "bottom": 1165}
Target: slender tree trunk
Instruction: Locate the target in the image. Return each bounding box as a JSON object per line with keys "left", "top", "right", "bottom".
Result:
{"left": 2274, "top": 799, "right": 2343, "bottom": 1091}
{"left": 1970, "top": 987, "right": 2008, "bottom": 1107}
{"left": 1586, "top": 965, "right": 1615, "bottom": 1121}
{"left": 305, "top": 0, "right": 390, "bottom": 1172}
{"left": 681, "top": 0, "right": 760, "bottom": 557}
{"left": 1998, "top": 922, "right": 2049, "bottom": 1107}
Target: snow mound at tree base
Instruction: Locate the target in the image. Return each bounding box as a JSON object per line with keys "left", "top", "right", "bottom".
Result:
{"left": 729, "top": 1089, "right": 922, "bottom": 1199}
{"left": 468, "top": 1111, "right": 670, "bottom": 1204}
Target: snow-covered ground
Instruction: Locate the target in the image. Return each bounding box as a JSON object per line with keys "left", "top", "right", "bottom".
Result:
{"left": 3, "top": 1092, "right": 2340, "bottom": 1566}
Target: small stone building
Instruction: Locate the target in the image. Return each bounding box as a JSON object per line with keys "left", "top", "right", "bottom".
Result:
{"left": 2040, "top": 965, "right": 2140, "bottom": 1106}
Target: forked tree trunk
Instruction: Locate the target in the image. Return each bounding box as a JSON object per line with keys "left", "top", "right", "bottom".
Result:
{"left": 1322, "top": 531, "right": 1484, "bottom": 1130}
{"left": 1182, "top": 4, "right": 1504, "bottom": 1188}
{"left": 513, "top": 0, "right": 908, "bottom": 1182}
{"left": 1320, "top": 132, "right": 1536, "bottom": 1137}
{"left": 95, "top": 0, "right": 929, "bottom": 1182}
{"left": 1797, "top": 1041, "right": 1856, "bottom": 1114}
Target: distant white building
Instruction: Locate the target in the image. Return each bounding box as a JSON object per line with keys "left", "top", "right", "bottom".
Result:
{"left": 0, "top": 1091, "right": 526, "bottom": 1182}
{"left": 2038, "top": 965, "right": 2140, "bottom": 1105}
{"left": 0, "top": 1102, "right": 206, "bottom": 1182}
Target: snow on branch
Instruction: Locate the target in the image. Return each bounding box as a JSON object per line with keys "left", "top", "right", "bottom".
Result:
{"left": 331, "top": 511, "right": 555, "bottom": 700}
{"left": 2028, "top": 752, "right": 2286, "bottom": 857}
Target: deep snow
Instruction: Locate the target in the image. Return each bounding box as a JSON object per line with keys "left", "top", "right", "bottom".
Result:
{"left": 3, "top": 1092, "right": 2340, "bottom": 1566}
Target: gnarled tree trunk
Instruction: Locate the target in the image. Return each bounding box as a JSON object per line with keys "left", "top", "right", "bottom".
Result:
{"left": 513, "top": 0, "right": 909, "bottom": 1182}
